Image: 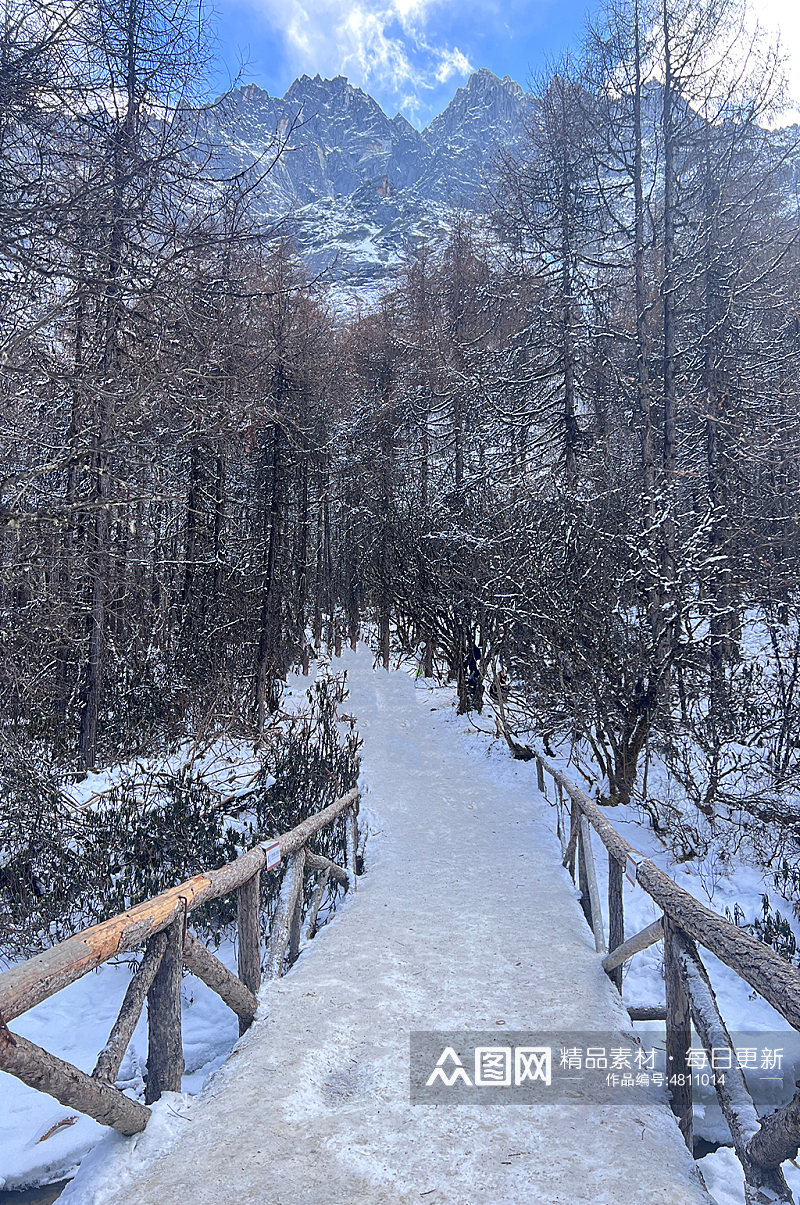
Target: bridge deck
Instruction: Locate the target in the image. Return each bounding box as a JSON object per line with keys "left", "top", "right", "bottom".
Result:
{"left": 64, "top": 649, "right": 712, "bottom": 1204}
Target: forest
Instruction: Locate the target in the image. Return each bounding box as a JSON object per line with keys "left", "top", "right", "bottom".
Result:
{"left": 3, "top": 0, "right": 800, "bottom": 952}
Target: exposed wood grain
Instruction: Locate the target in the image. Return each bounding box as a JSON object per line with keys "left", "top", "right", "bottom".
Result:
{"left": 0, "top": 788, "right": 358, "bottom": 1023}
{"left": 0, "top": 881, "right": 205, "bottom": 1026}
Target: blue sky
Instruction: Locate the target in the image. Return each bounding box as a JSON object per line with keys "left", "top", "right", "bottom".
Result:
{"left": 207, "top": 0, "right": 605, "bottom": 126}
{"left": 207, "top": 0, "right": 799, "bottom": 128}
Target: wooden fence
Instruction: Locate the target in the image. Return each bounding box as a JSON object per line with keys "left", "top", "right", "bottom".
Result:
{"left": 0, "top": 787, "right": 359, "bottom": 1136}
{"left": 6, "top": 749, "right": 800, "bottom": 1203}
{"left": 535, "top": 754, "right": 800, "bottom": 1204}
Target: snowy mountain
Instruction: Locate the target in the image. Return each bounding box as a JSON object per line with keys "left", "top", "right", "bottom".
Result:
{"left": 206, "top": 70, "right": 531, "bottom": 302}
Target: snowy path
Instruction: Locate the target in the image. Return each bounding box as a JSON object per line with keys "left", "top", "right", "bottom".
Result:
{"left": 64, "top": 649, "right": 711, "bottom": 1204}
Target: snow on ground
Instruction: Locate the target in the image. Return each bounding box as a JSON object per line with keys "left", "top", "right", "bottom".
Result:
{"left": 0, "top": 939, "right": 241, "bottom": 1191}
{"left": 533, "top": 736, "right": 800, "bottom": 1133}
{"left": 450, "top": 662, "right": 800, "bottom": 1203}
{"left": 4, "top": 646, "right": 798, "bottom": 1202}
{"left": 57, "top": 646, "right": 713, "bottom": 1205}
{"left": 0, "top": 699, "right": 312, "bottom": 1191}
{"left": 700, "top": 1144, "right": 800, "bottom": 1204}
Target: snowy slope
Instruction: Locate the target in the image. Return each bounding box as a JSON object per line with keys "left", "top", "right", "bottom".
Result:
{"left": 204, "top": 71, "right": 531, "bottom": 303}
{"left": 60, "top": 647, "right": 712, "bottom": 1205}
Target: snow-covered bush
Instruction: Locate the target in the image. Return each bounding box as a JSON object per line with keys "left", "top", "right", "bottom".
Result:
{"left": 0, "top": 674, "right": 360, "bottom": 961}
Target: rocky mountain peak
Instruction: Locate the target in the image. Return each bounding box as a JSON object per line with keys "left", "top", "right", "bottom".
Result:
{"left": 464, "top": 67, "right": 523, "bottom": 96}
{"left": 285, "top": 73, "right": 357, "bottom": 104}
{"left": 425, "top": 69, "right": 528, "bottom": 150}
{"left": 207, "top": 69, "right": 530, "bottom": 301}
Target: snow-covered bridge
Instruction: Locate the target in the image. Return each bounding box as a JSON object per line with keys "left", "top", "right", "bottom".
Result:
{"left": 53, "top": 650, "right": 712, "bottom": 1204}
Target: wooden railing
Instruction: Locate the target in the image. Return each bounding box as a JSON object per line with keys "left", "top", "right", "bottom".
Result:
{"left": 535, "top": 754, "right": 800, "bottom": 1203}
{"left": 9, "top": 750, "right": 799, "bottom": 1198}
{"left": 0, "top": 787, "right": 359, "bottom": 1136}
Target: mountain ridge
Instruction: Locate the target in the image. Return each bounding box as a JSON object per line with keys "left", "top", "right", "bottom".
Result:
{"left": 206, "top": 69, "right": 531, "bottom": 302}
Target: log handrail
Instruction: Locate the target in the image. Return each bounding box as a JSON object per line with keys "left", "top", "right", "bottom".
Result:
{"left": 0, "top": 787, "right": 358, "bottom": 1023}
{"left": 539, "top": 755, "right": 800, "bottom": 1030}
{"left": 536, "top": 753, "right": 799, "bottom": 1200}
{"left": 0, "top": 787, "right": 359, "bottom": 1137}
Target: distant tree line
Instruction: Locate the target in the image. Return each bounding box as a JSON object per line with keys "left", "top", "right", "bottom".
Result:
{"left": 3, "top": 0, "right": 800, "bottom": 870}
{"left": 334, "top": 0, "right": 800, "bottom": 850}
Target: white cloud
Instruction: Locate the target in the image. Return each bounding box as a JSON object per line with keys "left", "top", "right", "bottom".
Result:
{"left": 435, "top": 46, "right": 472, "bottom": 83}
{"left": 244, "top": 0, "right": 472, "bottom": 110}
{"left": 755, "top": 0, "right": 800, "bottom": 121}
{"left": 644, "top": 0, "right": 800, "bottom": 128}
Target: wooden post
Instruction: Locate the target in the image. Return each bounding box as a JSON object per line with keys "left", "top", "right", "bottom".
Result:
{"left": 288, "top": 876, "right": 303, "bottom": 966}
{"left": 672, "top": 930, "right": 792, "bottom": 1201}
{"left": 562, "top": 801, "right": 579, "bottom": 880}
{"left": 664, "top": 917, "right": 693, "bottom": 1150}
{"left": 536, "top": 756, "right": 545, "bottom": 794}
{"left": 346, "top": 805, "right": 359, "bottom": 890}
{"left": 305, "top": 869, "right": 331, "bottom": 939}
{"left": 145, "top": 918, "right": 184, "bottom": 1104}
{"left": 237, "top": 870, "right": 261, "bottom": 1035}
{"left": 577, "top": 823, "right": 592, "bottom": 928}
{"left": 607, "top": 852, "right": 624, "bottom": 991}
{"left": 93, "top": 931, "right": 167, "bottom": 1084}
{"left": 266, "top": 849, "right": 305, "bottom": 978}
{"left": 0, "top": 788, "right": 357, "bottom": 1027}
{"left": 579, "top": 817, "right": 605, "bottom": 954}
{"left": 536, "top": 757, "right": 800, "bottom": 1031}
{"left": 555, "top": 781, "right": 568, "bottom": 859}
